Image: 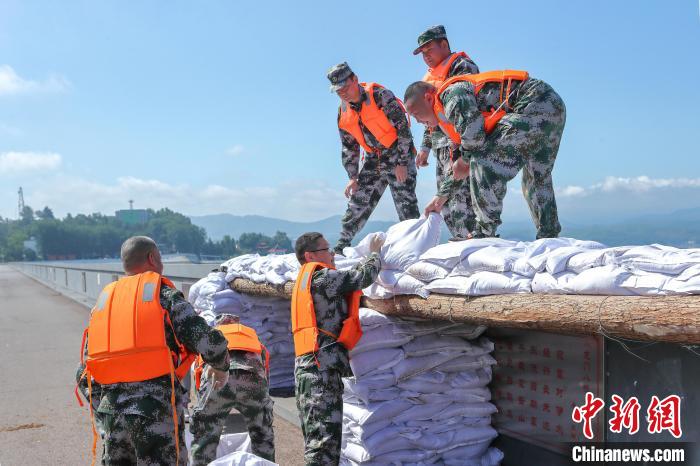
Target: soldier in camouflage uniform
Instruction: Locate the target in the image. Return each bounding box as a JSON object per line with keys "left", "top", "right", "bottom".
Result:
{"left": 189, "top": 313, "right": 275, "bottom": 464}
{"left": 329, "top": 62, "right": 419, "bottom": 254}
{"left": 77, "top": 236, "right": 230, "bottom": 465}
{"left": 293, "top": 232, "right": 383, "bottom": 465}
{"left": 404, "top": 72, "right": 565, "bottom": 239}
{"left": 414, "top": 25, "right": 480, "bottom": 238}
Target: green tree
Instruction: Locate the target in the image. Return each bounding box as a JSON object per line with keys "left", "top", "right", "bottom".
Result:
{"left": 272, "top": 231, "right": 292, "bottom": 251}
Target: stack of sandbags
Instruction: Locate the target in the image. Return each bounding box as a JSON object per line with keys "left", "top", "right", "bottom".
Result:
{"left": 340, "top": 308, "right": 503, "bottom": 466}
{"left": 344, "top": 214, "right": 442, "bottom": 299}
{"left": 188, "top": 274, "right": 295, "bottom": 391}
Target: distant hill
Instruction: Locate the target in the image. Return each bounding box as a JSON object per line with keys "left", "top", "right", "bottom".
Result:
{"left": 192, "top": 207, "right": 700, "bottom": 248}
{"left": 190, "top": 214, "right": 395, "bottom": 246}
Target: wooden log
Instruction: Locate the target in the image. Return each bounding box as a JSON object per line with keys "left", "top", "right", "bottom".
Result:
{"left": 230, "top": 278, "right": 293, "bottom": 299}
{"left": 230, "top": 278, "right": 700, "bottom": 344}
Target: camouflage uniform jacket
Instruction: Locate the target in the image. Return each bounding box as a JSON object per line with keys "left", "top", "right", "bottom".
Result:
{"left": 226, "top": 347, "right": 267, "bottom": 378}
{"left": 435, "top": 79, "right": 529, "bottom": 197}
{"left": 77, "top": 281, "right": 230, "bottom": 414}
{"left": 338, "top": 86, "right": 414, "bottom": 179}
{"left": 295, "top": 253, "right": 381, "bottom": 375}
{"left": 421, "top": 52, "right": 480, "bottom": 151}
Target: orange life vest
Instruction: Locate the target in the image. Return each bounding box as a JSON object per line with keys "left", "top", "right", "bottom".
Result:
{"left": 291, "top": 262, "right": 363, "bottom": 358}
{"left": 193, "top": 323, "right": 270, "bottom": 390}
{"left": 338, "top": 82, "right": 403, "bottom": 154}
{"left": 422, "top": 51, "right": 471, "bottom": 88}
{"left": 433, "top": 70, "right": 530, "bottom": 144}
{"left": 76, "top": 271, "right": 193, "bottom": 466}
{"left": 82, "top": 271, "right": 195, "bottom": 384}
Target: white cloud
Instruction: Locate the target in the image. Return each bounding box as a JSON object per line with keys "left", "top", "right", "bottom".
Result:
{"left": 226, "top": 145, "right": 245, "bottom": 156}
{"left": 557, "top": 176, "right": 700, "bottom": 198}
{"left": 0, "top": 65, "right": 70, "bottom": 96}
{"left": 11, "top": 175, "right": 347, "bottom": 221}
{"left": 0, "top": 151, "right": 62, "bottom": 174}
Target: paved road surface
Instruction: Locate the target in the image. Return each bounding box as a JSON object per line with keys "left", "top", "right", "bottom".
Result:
{"left": 0, "top": 265, "right": 304, "bottom": 466}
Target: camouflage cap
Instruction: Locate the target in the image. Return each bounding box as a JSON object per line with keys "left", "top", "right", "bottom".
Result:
{"left": 413, "top": 25, "right": 448, "bottom": 55}
{"left": 327, "top": 62, "right": 354, "bottom": 92}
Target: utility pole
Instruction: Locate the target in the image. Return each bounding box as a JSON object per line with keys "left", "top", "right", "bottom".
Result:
{"left": 18, "top": 187, "right": 25, "bottom": 219}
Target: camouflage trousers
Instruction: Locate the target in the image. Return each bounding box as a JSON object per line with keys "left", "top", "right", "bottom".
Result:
{"left": 294, "top": 364, "right": 344, "bottom": 466}
{"left": 336, "top": 157, "right": 419, "bottom": 252}
{"left": 470, "top": 78, "right": 565, "bottom": 239}
{"left": 435, "top": 146, "right": 476, "bottom": 238}
{"left": 97, "top": 389, "right": 188, "bottom": 465}
{"left": 190, "top": 369, "right": 275, "bottom": 464}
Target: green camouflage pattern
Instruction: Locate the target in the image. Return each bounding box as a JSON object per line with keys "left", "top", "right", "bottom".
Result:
{"left": 337, "top": 85, "right": 419, "bottom": 250}
{"left": 435, "top": 146, "right": 476, "bottom": 237}
{"left": 436, "top": 78, "right": 565, "bottom": 238}
{"left": 294, "top": 255, "right": 381, "bottom": 465}
{"left": 413, "top": 25, "right": 447, "bottom": 54}
{"left": 420, "top": 52, "right": 480, "bottom": 151}
{"left": 336, "top": 156, "right": 419, "bottom": 252}
{"left": 295, "top": 253, "right": 381, "bottom": 374}
{"left": 76, "top": 281, "right": 230, "bottom": 465}
{"left": 189, "top": 354, "right": 275, "bottom": 464}
{"left": 295, "top": 365, "right": 344, "bottom": 466}
{"left": 327, "top": 62, "right": 354, "bottom": 92}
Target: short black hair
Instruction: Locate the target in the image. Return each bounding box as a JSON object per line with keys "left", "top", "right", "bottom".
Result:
{"left": 295, "top": 232, "right": 324, "bottom": 264}
{"left": 404, "top": 81, "right": 436, "bottom": 103}
{"left": 120, "top": 236, "right": 158, "bottom": 273}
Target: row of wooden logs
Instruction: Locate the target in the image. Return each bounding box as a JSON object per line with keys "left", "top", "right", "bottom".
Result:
{"left": 230, "top": 278, "right": 700, "bottom": 345}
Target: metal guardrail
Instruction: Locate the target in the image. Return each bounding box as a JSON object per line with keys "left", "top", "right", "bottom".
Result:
{"left": 13, "top": 260, "right": 220, "bottom": 305}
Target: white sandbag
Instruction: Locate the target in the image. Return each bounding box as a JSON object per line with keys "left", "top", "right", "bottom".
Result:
{"left": 343, "top": 416, "right": 392, "bottom": 443}
{"left": 521, "top": 238, "right": 605, "bottom": 274}
{"left": 405, "top": 260, "right": 450, "bottom": 282}
{"left": 417, "top": 387, "right": 491, "bottom": 404}
{"left": 343, "top": 399, "right": 413, "bottom": 427}
{"left": 566, "top": 247, "right": 629, "bottom": 273}
{"left": 545, "top": 246, "right": 598, "bottom": 275}
{"left": 434, "top": 402, "right": 498, "bottom": 421}
{"left": 460, "top": 243, "right": 528, "bottom": 274}
{"left": 396, "top": 369, "right": 491, "bottom": 394}
{"left": 402, "top": 335, "right": 492, "bottom": 357}
{"left": 438, "top": 324, "right": 488, "bottom": 339}
{"left": 418, "top": 238, "right": 516, "bottom": 269}
{"left": 362, "top": 282, "right": 394, "bottom": 300}
{"left": 435, "top": 354, "right": 497, "bottom": 372}
{"left": 207, "top": 451, "right": 277, "bottom": 466}
{"left": 376, "top": 269, "right": 401, "bottom": 289}
{"left": 342, "top": 232, "right": 387, "bottom": 259}
{"left": 350, "top": 325, "right": 413, "bottom": 356}
{"left": 362, "top": 448, "right": 438, "bottom": 465}
{"left": 392, "top": 320, "right": 466, "bottom": 337}
{"left": 393, "top": 274, "right": 430, "bottom": 298}
{"left": 427, "top": 271, "right": 531, "bottom": 296}
{"left": 620, "top": 271, "right": 672, "bottom": 296}
{"left": 531, "top": 271, "right": 577, "bottom": 294}
{"left": 215, "top": 432, "right": 253, "bottom": 458}
{"left": 391, "top": 351, "right": 465, "bottom": 381}
{"left": 379, "top": 214, "right": 442, "bottom": 270}
{"left": 443, "top": 444, "right": 503, "bottom": 465}
{"left": 358, "top": 307, "right": 393, "bottom": 328}
{"left": 616, "top": 244, "right": 700, "bottom": 275}
{"left": 350, "top": 348, "right": 404, "bottom": 378}
{"left": 563, "top": 265, "right": 635, "bottom": 295}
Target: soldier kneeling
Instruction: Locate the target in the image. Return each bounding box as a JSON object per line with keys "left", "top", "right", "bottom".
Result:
{"left": 189, "top": 313, "right": 275, "bottom": 464}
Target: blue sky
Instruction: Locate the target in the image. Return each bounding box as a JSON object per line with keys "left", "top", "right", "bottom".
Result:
{"left": 1, "top": 0, "right": 699, "bottom": 224}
